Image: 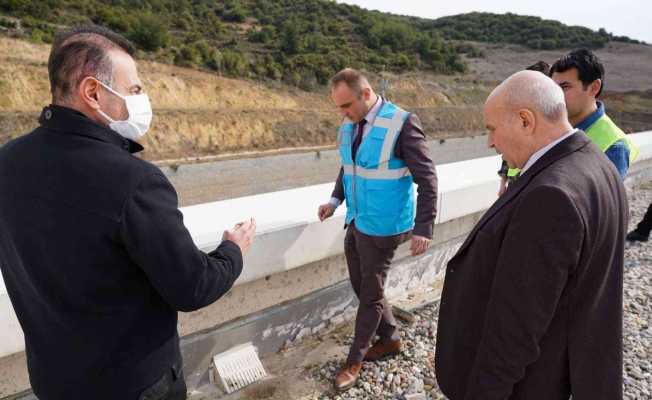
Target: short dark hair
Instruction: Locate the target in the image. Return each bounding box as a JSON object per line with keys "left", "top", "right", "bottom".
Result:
{"left": 525, "top": 61, "right": 550, "bottom": 76}
{"left": 550, "top": 49, "right": 605, "bottom": 97}
{"left": 330, "top": 68, "right": 368, "bottom": 95}
{"left": 48, "top": 25, "right": 135, "bottom": 102}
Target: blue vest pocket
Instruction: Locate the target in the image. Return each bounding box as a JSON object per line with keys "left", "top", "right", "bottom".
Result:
{"left": 364, "top": 179, "right": 409, "bottom": 216}
{"left": 358, "top": 127, "right": 388, "bottom": 167}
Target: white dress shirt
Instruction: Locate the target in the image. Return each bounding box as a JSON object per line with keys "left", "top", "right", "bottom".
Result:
{"left": 520, "top": 129, "right": 577, "bottom": 176}
{"left": 329, "top": 96, "right": 383, "bottom": 208}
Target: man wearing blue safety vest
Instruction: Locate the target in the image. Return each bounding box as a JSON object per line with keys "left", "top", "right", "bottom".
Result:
{"left": 317, "top": 68, "right": 438, "bottom": 392}
{"left": 550, "top": 49, "right": 638, "bottom": 179}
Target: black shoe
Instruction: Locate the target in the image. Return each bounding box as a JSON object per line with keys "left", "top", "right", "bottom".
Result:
{"left": 626, "top": 230, "right": 649, "bottom": 242}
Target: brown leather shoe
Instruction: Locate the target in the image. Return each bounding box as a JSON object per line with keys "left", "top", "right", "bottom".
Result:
{"left": 334, "top": 362, "right": 362, "bottom": 392}
{"left": 364, "top": 338, "right": 402, "bottom": 361}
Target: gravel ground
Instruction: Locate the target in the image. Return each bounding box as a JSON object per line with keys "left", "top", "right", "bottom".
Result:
{"left": 306, "top": 183, "right": 652, "bottom": 400}
{"left": 311, "top": 304, "right": 443, "bottom": 400}
{"left": 623, "top": 183, "right": 652, "bottom": 400}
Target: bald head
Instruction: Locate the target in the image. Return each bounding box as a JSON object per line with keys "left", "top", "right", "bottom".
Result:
{"left": 487, "top": 70, "right": 567, "bottom": 123}
{"left": 485, "top": 70, "right": 573, "bottom": 169}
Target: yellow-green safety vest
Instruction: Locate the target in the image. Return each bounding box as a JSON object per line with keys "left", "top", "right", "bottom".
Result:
{"left": 506, "top": 115, "right": 639, "bottom": 178}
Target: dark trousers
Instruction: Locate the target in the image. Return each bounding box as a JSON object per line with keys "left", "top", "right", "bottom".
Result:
{"left": 344, "top": 222, "right": 408, "bottom": 364}
{"left": 635, "top": 203, "right": 652, "bottom": 236}
{"left": 135, "top": 367, "right": 187, "bottom": 400}
{"left": 33, "top": 368, "right": 186, "bottom": 400}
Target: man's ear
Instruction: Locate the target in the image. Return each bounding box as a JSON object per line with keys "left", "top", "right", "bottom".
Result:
{"left": 589, "top": 79, "right": 602, "bottom": 98}
{"left": 361, "top": 87, "right": 371, "bottom": 101}
{"left": 519, "top": 109, "right": 536, "bottom": 134}
{"left": 79, "top": 77, "right": 101, "bottom": 110}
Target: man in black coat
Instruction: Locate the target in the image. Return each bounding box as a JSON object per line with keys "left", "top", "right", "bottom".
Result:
{"left": 436, "top": 70, "right": 627, "bottom": 399}
{"left": 0, "top": 25, "right": 256, "bottom": 400}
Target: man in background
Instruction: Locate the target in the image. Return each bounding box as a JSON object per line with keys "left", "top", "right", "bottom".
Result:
{"left": 550, "top": 48, "right": 638, "bottom": 178}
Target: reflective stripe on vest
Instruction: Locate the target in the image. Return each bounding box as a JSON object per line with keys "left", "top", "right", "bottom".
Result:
{"left": 506, "top": 117, "right": 638, "bottom": 180}
{"left": 338, "top": 100, "right": 415, "bottom": 236}
{"left": 342, "top": 164, "right": 411, "bottom": 179}
{"left": 585, "top": 114, "right": 639, "bottom": 164}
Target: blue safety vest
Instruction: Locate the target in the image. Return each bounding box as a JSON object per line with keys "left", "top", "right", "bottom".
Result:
{"left": 338, "top": 100, "right": 415, "bottom": 236}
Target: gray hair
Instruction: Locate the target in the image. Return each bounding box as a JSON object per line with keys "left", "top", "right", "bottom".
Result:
{"left": 48, "top": 25, "right": 135, "bottom": 102}
{"left": 490, "top": 70, "right": 567, "bottom": 122}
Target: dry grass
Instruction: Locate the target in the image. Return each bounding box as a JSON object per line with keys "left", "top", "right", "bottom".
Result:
{"left": 1, "top": 36, "right": 650, "bottom": 161}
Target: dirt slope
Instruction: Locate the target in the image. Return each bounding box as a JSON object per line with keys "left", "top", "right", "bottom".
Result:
{"left": 1, "top": 37, "right": 650, "bottom": 162}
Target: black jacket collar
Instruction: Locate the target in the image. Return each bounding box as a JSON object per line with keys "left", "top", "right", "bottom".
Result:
{"left": 38, "top": 105, "right": 144, "bottom": 154}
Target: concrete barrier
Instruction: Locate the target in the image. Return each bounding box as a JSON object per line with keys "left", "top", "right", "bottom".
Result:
{"left": 160, "top": 136, "right": 494, "bottom": 206}
{"left": 1, "top": 131, "right": 651, "bottom": 398}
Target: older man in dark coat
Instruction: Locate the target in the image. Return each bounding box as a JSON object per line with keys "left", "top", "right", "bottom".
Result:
{"left": 436, "top": 70, "right": 627, "bottom": 400}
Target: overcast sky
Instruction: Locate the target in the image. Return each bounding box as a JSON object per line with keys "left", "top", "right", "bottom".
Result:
{"left": 337, "top": 0, "right": 652, "bottom": 44}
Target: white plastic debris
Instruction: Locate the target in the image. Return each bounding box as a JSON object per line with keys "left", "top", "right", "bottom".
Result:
{"left": 210, "top": 342, "right": 267, "bottom": 394}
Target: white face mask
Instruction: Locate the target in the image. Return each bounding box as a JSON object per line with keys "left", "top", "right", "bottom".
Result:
{"left": 96, "top": 80, "right": 153, "bottom": 141}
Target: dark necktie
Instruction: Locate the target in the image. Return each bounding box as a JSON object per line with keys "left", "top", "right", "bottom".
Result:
{"left": 351, "top": 119, "right": 367, "bottom": 162}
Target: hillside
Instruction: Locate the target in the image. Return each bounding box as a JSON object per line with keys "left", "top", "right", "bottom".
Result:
{"left": 0, "top": 37, "right": 490, "bottom": 161}
{"left": 429, "top": 12, "right": 644, "bottom": 49}
{"left": 0, "top": 1, "right": 644, "bottom": 91}
{"left": 1, "top": 4, "right": 651, "bottom": 162}
{"left": 2, "top": 36, "right": 651, "bottom": 163}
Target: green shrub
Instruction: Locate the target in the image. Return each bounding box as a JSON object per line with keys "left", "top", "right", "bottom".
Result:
{"left": 222, "top": 49, "right": 248, "bottom": 77}
{"left": 0, "top": 17, "right": 17, "bottom": 29}
{"left": 128, "top": 12, "right": 170, "bottom": 51}
{"left": 223, "top": 4, "right": 247, "bottom": 23}
{"left": 174, "top": 45, "right": 200, "bottom": 68}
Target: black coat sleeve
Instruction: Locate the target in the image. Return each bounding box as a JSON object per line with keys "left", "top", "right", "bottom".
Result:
{"left": 120, "top": 173, "right": 243, "bottom": 312}
{"left": 463, "top": 185, "right": 584, "bottom": 399}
